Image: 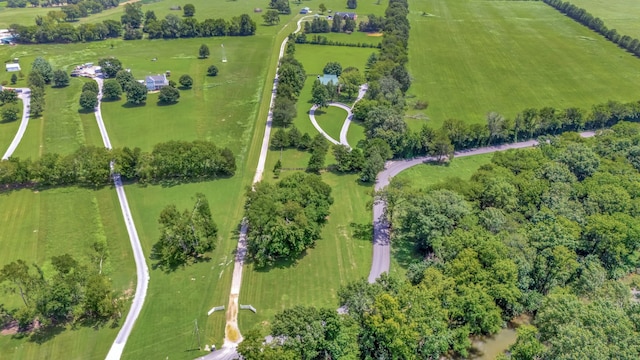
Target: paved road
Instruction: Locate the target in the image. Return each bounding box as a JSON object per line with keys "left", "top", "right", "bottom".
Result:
{"left": 367, "top": 131, "right": 597, "bottom": 283}
{"left": 2, "top": 88, "right": 31, "bottom": 160}
{"left": 86, "top": 77, "right": 150, "bottom": 360}
{"left": 309, "top": 84, "right": 368, "bottom": 149}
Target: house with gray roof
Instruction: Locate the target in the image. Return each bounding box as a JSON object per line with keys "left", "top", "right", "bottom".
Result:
{"left": 145, "top": 74, "right": 168, "bottom": 91}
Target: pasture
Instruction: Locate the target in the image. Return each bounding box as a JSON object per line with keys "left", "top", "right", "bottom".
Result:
{"left": 407, "top": 0, "right": 640, "bottom": 129}
{"left": 0, "top": 187, "right": 135, "bottom": 360}
{"left": 571, "top": 0, "right": 640, "bottom": 39}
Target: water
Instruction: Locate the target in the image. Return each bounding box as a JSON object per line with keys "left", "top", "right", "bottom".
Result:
{"left": 465, "top": 314, "right": 531, "bottom": 360}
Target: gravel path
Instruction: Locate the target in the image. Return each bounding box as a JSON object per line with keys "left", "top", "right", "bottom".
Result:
{"left": 2, "top": 89, "right": 31, "bottom": 160}
{"left": 88, "top": 77, "right": 150, "bottom": 360}
{"left": 367, "top": 131, "right": 597, "bottom": 283}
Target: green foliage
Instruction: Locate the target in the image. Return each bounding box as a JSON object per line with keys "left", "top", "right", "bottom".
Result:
{"left": 52, "top": 69, "right": 70, "bottom": 88}
{"left": 347, "top": 0, "right": 357, "bottom": 9}
{"left": 0, "top": 89, "right": 18, "bottom": 105}
{"left": 151, "top": 193, "right": 217, "bottom": 270}
{"left": 126, "top": 81, "right": 148, "bottom": 105}
{"left": 198, "top": 43, "right": 210, "bottom": 58}
{"left": 115, "top": 69, "right": 136, "bottom": 91}
{"left": 102, "top": 79, "right": 122, "bottom": 100}
{"left": 31, "top": 57, "right": 53, "bottom": 84}
{"left": 10, "top": 73, "right": 17, "bottom": 85}
{"left": 79, "top": 90, "right": 98, "bottom": 110}
{"left": 323, "top": 61, "right": 342, "bottom": 76}
{"left": 98, "top": 57, "right": 122, "bottom": 78}
{"left": 245, "top": 173, "right": 333, "bottom": 267}
{"left": 183, "top": 3, "right": 195, "bottom": 17}
{"left": 178, "top": 74, "right": 193, "bottom": 89}
{"left": 82, "top": 80, "right": 99, "bottom": 94}
{"left": 157, "top": 86, "right": 180, "bottom": 104}
{"left": 1, "top": 105, "right": 19, "bottom": 123}
{"left": 262, "top": 10, "right": 280, "bottom": 25}
{"left": 207, "top": 64, "right": 219, "bottom": 76}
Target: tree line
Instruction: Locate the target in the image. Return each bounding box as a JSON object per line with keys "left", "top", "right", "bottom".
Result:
{"left": 9, "top": 3, "right": 256, "bottom": 44}
{"left": 239, "top": 123, "right": 640, "bottom": 359}
{"left": 271, "top": 39, "right": 306, "bottom": 129}
{"left": 294, "top": 33, "right": 380, "bottom": 48}
{"left": 543, "top": 0, "right": 640, "bottom": 58}
{"left": 0, "top": 140, "right": 236, "bottom": 188}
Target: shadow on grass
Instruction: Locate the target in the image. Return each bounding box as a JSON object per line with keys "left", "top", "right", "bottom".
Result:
{"left": 157, "top": 100, "right": 179, "bottom": 106}
{"left": 121, "top": 102, "right": 147, "bottom": 108}
{"left": 391, "top": 237, "right": 422, "bottom": 270}
{"left": 26, "top": 325, "right": 66, "bottom": 344}
{"left": 349, "top": 222, "right": 373, "bottom": 242}
{"left": 77, "top": 107, "right": 96, "bottom": 115}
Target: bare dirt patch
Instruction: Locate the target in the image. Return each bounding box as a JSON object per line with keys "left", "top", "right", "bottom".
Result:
{"left": 367, "top": 32, "right": 384, "bottom": 37}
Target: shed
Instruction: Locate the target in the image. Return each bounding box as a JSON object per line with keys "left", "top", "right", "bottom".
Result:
{"left": 317, "top": 74, "right": 338, "bottom": 85}
{"left": 5, "top": 63, "right": 20, "bottom": 72}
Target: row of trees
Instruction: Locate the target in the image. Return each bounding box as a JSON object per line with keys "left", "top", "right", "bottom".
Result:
{"left": 0, "top": 140, "right": 236, "bottom": 188}
{"left": 294, "top": 32, "right": 380, "bottom": 48}
{"left": 245, "top": 173, "right": 333, "bottom": 267}
{"left": 302, "top": 15, "right": 356, "bottom": 34}
{"left": 544, "top": 0, "right": 640, "bottom": 58}
{"left": 10, "top": 3, "right": 256, "bottom": 44}
{"left": 0, "top": 253, "right": 121, "bottom": 333}
{"left": 54, "top": 0, "right": 120, "bottom": 22}
{"left": 7, "top": 0, "right": 118, "bottom": 8}
{"left": 271, "top": 39, "right": 306, "bottom": 128}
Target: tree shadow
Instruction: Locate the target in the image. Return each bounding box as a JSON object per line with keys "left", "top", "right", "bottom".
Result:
{"left": 349, "top": 222, "right": 373, "bottom": 242}
{"left": 157, "top": 100, "right": 179, "bottom": 106}
{"left": 27, "top": 324, "right": 66, "bottom": 344}
{"left": 391, "top": 237, "right": 422, "bottom": 270}
{"left": 121, "top": 102, "right": 146, "bottom": 108}
{"left": 77, "top": 108, "right": 95, "bottom": 115}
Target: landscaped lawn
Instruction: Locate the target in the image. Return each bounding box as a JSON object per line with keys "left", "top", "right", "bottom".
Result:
{"left": 313, "top": 105, "right": 348, "bottom": 142}
{"left": 571, "top": 0, "right": 640, "bottom": 39}
{"left": 0, "top": 187, "right": 134, "bottom": 360}
{"left": 347, "top": 118, "right": 366, "bottom": 148}
{"left": 407, "top": 0, "right": 640, "bottom": 129}
{"left": 0, "top": 104, "right": 23, "bottom": 156}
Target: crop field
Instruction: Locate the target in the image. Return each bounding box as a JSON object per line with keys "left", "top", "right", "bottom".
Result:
{"left": 571, "top": 0, "right": 640, "bottom": 39}
{"left": 0, "top": 187, "right": 134, "bottom": 360}
{"left": 407, "top": 0, "right": 640, "bottom": 129}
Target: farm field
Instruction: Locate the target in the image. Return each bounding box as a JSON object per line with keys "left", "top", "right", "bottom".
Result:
{"left": 0, "top": 187, "right": 135, "bottom": 360}
{"left": 571, "top": 0, "right": 640, "bottom": 39}
{"left": 406, "top": 0, "right": 640, "bottom": 129}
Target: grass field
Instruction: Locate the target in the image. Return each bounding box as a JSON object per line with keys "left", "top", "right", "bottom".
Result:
{"left": 0, "top": 187, "right": 135, "bottom": 360}
{"left": 571, "top": 0, "right": 640, "bottom": 39}
{"left": 347, "top": 119, "right": 366, "bottom": 147}
{"left": 407, "top": 0, "right": 640, "bottom": 129}
{"left": 313, "top": 106, "right": 348, "bottom": 142}
{"left": 0, "top": 103, "right": 23, "bottom": 155}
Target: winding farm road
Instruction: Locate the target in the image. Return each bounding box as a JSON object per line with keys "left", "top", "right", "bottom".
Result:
{"left": 86, "top": 77, "right": 150, "bottom": 360}
{"left": 308, "top": 84, "right": 368, "bottom": 149}
{"left": 367, "top": 131, "right": 597, "bottom": 283}
{"left": 2, "top": 88, "right": 31, "bottom": 160}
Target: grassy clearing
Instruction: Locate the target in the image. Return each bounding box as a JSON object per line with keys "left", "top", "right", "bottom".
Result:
{"left": 407, "top": 0, "right": 640, "bottom": 129}
{"left": 0, "top": 187, "right": 134, "bottom": 360}
{"left": 314, "top": 105, "right": 348, "bottom": 142}
{"left": 239, "top": 171, "right": 372, "bottom": 331}
{"left": 0, "top": 104, "right": 23, "bottom": 155}
{"left": 390, "top": 153, "right": 493, "bottom": 276}
{"left": 571, "top": 0, "right": 640, "bottom": 39}
{"left": 347, "top": 119, "right": 366, "bottom": 148}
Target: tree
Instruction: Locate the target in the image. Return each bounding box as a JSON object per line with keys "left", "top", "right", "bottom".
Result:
{"left": 347, "top": 0, "right": 357, "bottom": 9}
{"left": 10, "top": 73, "right": 17, "bottom": 85}
{"left": 323, "top": 61, "right": 342, "bottom": 76}
{"left": 27, "top": 71, "right": 45, "bottom": 90}
{"left": 102, "top": 79, "right": 122, "bottom": 100}
{"left": 98, "top": 57, "right": 122, "bottom": 78}
{"left": 198, "top": 44, "right": 210, "bottom": 59}
{"left": 179, "top": 74, "right": 193, "bottom": 89}
{"left": 319, "top": 3, "right": 327, "bottom": 13}
{"left": 151, "top": 193, "right": 217, "bottom": 270}
{"left": 126, "top": 81, "right": 148, "bottom": 105}
{"left": 158, "top": 85, "right": 180, "bottom": 104}
{"left": 558, "top": 143, "right": 600, "bottom": 181}
{"left": 1, "top": 106, "right": 19, "bottom": 123}
{"left": 79, "top": 90, "right": 98, "bottom": 110}
{"left": 183, "top": 3, "right": 195, "bottom": 17}
{"left": 272, "top": 97, "right": 296, "bottom": 127}
{"left": 82, "top": 81, "right": 99, "bottom": 94}
{"left": 31, "top": 57, "right": 53, "bottom": 84}
{"left": 115, "top": 69, "right": 135, "bottom": 91}
{"left": 331, "top": 15, "right": 342, "bottom": 32}
{"left": 245, "top": 173, "right": 333, "bottom": 267}
{"left": 263, "top": 10, "right": 280, "bottom": 25}
{"left": 121, "top": 3, "right": 143, "bottom": 28}
{"left": 207, "top": 65, "right": 219, "bottom": 77}
{"left": 0, "top": 89, "right": 18, "bottom": 105}
{"left": 52, "top": 69, "right": 69, "bottom": 87}
{"left": 339, "top": 67, "right": 363, "bottom": 99}
{"left": 310, "top": 80, "right": 330, "bottom": 108}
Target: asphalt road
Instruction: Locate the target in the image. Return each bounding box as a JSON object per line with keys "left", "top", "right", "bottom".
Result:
{"left": 86, "top": 77, "right": 150, "bottom": 360}
{"left": 1, "top": 88, "right": 31, "bottom": 160}
{"left": 367, "top": 131, "right": 597, "bottom": 283}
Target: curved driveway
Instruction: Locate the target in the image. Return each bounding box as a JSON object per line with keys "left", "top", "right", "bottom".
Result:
{"left": 90, "top": 77, "right": 150, "bottom": 360}
{"left": 308, "top": 84, "right": 368, "bottom": 149}
{"left": 367, "top": 131, "right": 597, "bottom": 283}
{"left": 2, "top": 88, "right": 32, "bottom": 160}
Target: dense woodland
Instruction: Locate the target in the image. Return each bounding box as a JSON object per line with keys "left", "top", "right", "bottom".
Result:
{"left": 241, "top": 123, "right": 640, "bottom": 359}
{"left": 9, "top": 3, "right": 256, "bottom": 44}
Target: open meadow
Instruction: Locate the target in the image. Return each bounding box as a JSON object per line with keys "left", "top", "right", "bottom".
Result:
{"left": 406, "top": 0, "right": 640, "bottom": 129}
{"left": 0, "top": 186, "right": 135, "bottom": 360}
{"left": 571, "top": 0, "right": 640, "bottom": 39}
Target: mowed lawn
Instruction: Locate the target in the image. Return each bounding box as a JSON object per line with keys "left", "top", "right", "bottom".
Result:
{"left": 313, "top": 105, "right": 349, "bottom": 142}
{"left": 0, "top": 187, "right": 135, "bottom": 360}
{"left": 572, "top": 0, "right": 640, "bottom": 39}
{"left": 407, "top": 0, "right": 640, "bottom": 129}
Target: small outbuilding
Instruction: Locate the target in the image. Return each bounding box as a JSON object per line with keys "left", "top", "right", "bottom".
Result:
{"left": 254, "top": 8, "right": 262, "bottom": 13}
{"left": 145, "top": 74, "right": 169, "bottom": 91}
{"left": 317, "top": 74, "right": 338, "bottom": 85}
{"left": 5, "top": 63, "right": 20, "bottom": 72}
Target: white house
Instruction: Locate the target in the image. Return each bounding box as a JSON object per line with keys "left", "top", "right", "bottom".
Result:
{"left": 5, "top": 63, "right": 20, "bottom": 72}
{"left": 145, "top": 74, "right": 168, "bottom": 91}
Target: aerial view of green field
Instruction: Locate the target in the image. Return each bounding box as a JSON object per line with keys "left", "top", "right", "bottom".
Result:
{"left": 1, "top": 0, "right": 640, "bottom": 359}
